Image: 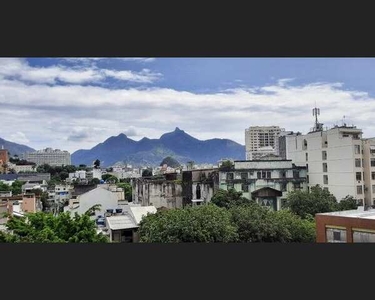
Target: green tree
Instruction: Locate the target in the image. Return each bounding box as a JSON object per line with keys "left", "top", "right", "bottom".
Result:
{"left": 11, "top": 180, "right": 23, "bottom": 195}
{"left": 116, "top": 182, "right": 132, "bottom": 201}
{"left": 284, "top": 185, "right": 338, "bottom": 219}
{"left": 337, "top": 195, "right": 358, "bottom": 211}
{"left": 1, "top": 211, "right": 108, "bottom": 243}
{"left": 211, "top": 189, "right": 255, "bottom": 209}
{"left": 90, "top": 178, "right": 101, "bottom": 185}
{"left": 102, "top": 174, "right": 118, "bottom": 183}
{"left": 229, "top": 203, "right": 316, "bottom": 242}
{"left": 139, "top": 204, "right": 238, "bottom": 243}
{"left": 94, "top": 159, "right": 100, "bottom": 169}
{"left": 0, "top": 182, "right": 11, "bottom": 192}
{"left": 219, "top": 160, "right": 233, "bottom": 171}
{"left": 142, "top": 169, "right": 153, "bottom": 177}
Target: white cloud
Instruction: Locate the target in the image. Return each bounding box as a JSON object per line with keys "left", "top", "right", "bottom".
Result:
{"left": 2, "top": 71, "right": 375, "bottom": 152}
{"left": 0, "top": 58, "right": 160, "bottom": 85}
{"left": 9, "top": 132, "right": 30, "bottom": 144}
{"left": 62, "top": 57, "right": 155, "bottom": 63}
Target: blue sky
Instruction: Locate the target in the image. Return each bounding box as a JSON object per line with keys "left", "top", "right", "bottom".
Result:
{"left": 1, "top": 57, "right": 375, "bottom": 153}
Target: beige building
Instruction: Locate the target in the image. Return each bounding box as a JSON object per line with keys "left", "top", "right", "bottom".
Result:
{"left": 283, "top": 123, "right": 369, "bottom": 204}
{"left": 245, "top": 126, "right": 285, "bottom": 160}
{"left": 23, "top": 148, "right": 71, "bottom": 166}
{"left": 362, "top": 138, "right": 375, "bottom": 206}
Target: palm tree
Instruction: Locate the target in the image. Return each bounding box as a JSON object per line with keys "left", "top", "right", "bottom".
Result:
{"left": 85, "top": 204, "right": 102, "bottom": 216}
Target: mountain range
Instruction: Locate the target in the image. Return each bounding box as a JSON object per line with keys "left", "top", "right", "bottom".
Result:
{"left": 71, "top": 128, "right": 245, "bottom": 166}
{"left": 0, "top": 137, "right": 35, "bottom": 157}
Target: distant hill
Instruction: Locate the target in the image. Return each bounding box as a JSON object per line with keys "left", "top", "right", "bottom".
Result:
{"left": 0, "top": 137, "right": 35, "bottom": 157}
{"left": 71, "top": 127, "right": 245, "bottom": 166}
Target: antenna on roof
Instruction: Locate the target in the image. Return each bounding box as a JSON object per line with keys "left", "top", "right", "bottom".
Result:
{"left": 312, "top": 105, "right": 322, "bottom": 132}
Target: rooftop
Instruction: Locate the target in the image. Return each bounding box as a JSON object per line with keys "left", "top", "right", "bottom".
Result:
{"left": 106, "top": 214, "right": 138, "bottom": 230}
{"left": 317, "top": 208, "right": 375, "bottom": 220}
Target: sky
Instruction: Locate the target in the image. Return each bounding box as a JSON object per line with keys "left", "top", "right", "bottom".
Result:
{"left": 1, "top": 57, "right": 375, "bottom": 153}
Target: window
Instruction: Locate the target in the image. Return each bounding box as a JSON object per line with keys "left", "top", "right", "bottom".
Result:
{"left": 306, "top": 153, "right": 308, "bottom": 161}
{"left": 302, "top": 139, "right": 308, "bottom": 150}
{"left": 266, "top": 171, "right": 271, "bottom": 179}
{"left": 196, "top": 184, "right": 201, "bottom": 200}
{"left": 241, "top": 172, "right": 248, "bottom": 180}
{"left": 242, "top": 184, "right": 249, "bottom": 192}
{"left": 372, "top": 172, "right": 375, "bottom": 180}
{"left": 306, "top": 163, "right": 309, "bottom": 172}
{"left": 257, "top": 172, "right": 261, "bottom": 179}
{"left": 323, "top": 187, "right": 329, "bottom": 192}
{"left": 293, "top": 182, "right": 301, "bottom": 190}
{"left": 322, "top": 151, "right": 327, "bottom": 160}
{"left": 371, "top": 148, "right": 375, "bottom": 154}
{"left": 306, "top": 175, "right": 309, "bottom": 184}
{"left": 323, "top": 163, "right": 328, "bottom": 172}
{"left": 227, "top": 183, "right": 234, "bottom": 190}
{"left": 372, "top": 185, "right": 375, "bottom": 194}
{"left": 323, "top": 175, "right": 328, "bottom": 184}
{"left": 355, "top": 145, "right": 361, "bottom": 154}
{"left": 326, "top": 228, "right": 347, "bottom": 243}
{"left": 293, "top": 170, "right": 300, "bottom": 178}
{"left": 227, "top": 173, "right": 234, "bottom": 180}
{"left": 353, "top": 231, "right": 375, "bottom": 243}
{"left": 371, "top": 158, "right": 375, "bottom": 167}
{"left": 355, "top": 159, "right": 361, "bottom": 168}
{"left": 280, "top": 182, "right": 287, "bottom": 192}
{"left": 280, "top": 171, "right": 286, "bottom": 178}
{"left": 262, "top": 171, "right": 266, "bottom": 179}
{"left": 356, "top": 172, "right": 362, "bottom": 181}
{"left": 357, "top": 185, "right": 363, "bottom": 194}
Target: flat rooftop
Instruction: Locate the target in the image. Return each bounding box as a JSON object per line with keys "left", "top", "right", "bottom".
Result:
{"left": 317, "top": 208, "right": 375, "bottom": 220}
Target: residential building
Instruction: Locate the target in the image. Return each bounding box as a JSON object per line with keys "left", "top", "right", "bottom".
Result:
{"left": 0, "top": 148, "right": 9, "bottom": 164}
{"left": 281, "top": 109, "right": 366, "bottom": 204}
{"left": 7, "top": 194, "right": 41, "bottom": 217}
{"left": 0, "top": 174, "right": 18, "bottom": 186}
{"left": 181, "top": 168, "right": 219, "bottom": 206}
{"left": 245, "top": 126, "right": 285, "bottom": 160}
{"left": 219, "top": 160, "right": 307, "bottom": 211}
{"left": 11, "top": 164, "right": 36, "bottom": 173}
{"left": 22, "top": 180, "right": 48, "bottom": 193}
{"left": 132, "top": 173, "right": 183, "bottom": 209}
{"left": 23, "top": 148, "right": 71, "bottom": 166}
{"left": 18, "top": 173, "right": 51, "bottom": 182}
{"left": 362, "top": 138, "right": 375, "bottom": 206}
{"left": 104, "top": 205, "right": 157, "bottom": 242}
{"left": 64, "top": 185, "right": 124, "bottom": 218}
{"left": 316, "top": 207, "right": 375, "bottom": 243}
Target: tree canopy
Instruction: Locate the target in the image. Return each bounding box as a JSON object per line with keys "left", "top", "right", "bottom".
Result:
{"left": 0, "top": 211, "right": 108, "bottom": 243}
{"left": 284, "top": 185, "right": 339, "bottom": 219}
{"left": 142, "top": 169, "right": 153, "bottom": 177}
{"left": 116, "top": 182, "right": 132, "bottom": 201}
{"left": 211, "top": 188, "right": 255, "bottom": 209}
{"left": 160, "top": 156, "right": 180, "bottom": 168}
{"left": 102, "top": 174, "right": 118, "bottom": 183}
{"left": 138, "top": 204, "right": 238, "bottom": 243}
{"left": 94, "top": 159, "right": 100, "bottom": 169}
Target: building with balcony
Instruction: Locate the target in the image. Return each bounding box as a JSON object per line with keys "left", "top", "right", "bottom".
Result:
{"left": 23, "top": 148, "right": 71, "bottom": 166}
{"left": 245, "top": 126, "right": 285, "bottom": 160}
{"left": 219, "top": 160, "right": 307, "bottom": 211}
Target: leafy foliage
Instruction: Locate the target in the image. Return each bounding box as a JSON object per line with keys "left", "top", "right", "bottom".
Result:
{"left": 211, "top": 189, "right": 255, "bottom": 209}
{"left": 1, "top": 211, "right": 108, "bottom": 243}
{"left": 0, "top": 180, "right": 23, "bottom": 195}
{"left": 142, "top": 169, "right": 153, "bottom": 177}
{"left": 160, "top": 156, "right": 180, "bottom": 168}
{"left": 116, "top": 182, "right": 132, "bottom": 201}
{"left": 337, "top": 195, "right": 358, "bottom": 211}
{"left": 139, "top": 204, "right": 238, "bottom": 243}
{"left": 284, "top": 185, "right": 338, "bottom": 219}
{"left": 102, "top": 174, "right": 118, "bottom": 183}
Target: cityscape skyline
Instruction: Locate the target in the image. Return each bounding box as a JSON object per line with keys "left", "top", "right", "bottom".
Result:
{"left": 2, "top": 58, "right": 375, "bottom": 152}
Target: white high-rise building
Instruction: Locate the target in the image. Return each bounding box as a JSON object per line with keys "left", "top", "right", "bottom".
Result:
{"left": 245, "top": 126, "right": 285, "bottom": 160}
{"left": 280, "top": 108, "right": 375, "bottom": 205}
{"left": 24, "top": 148, "right": 71, "bottom": 166}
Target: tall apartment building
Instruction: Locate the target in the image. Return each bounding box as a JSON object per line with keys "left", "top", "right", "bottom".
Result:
{"left": 281, "top": 108, "right": 374, "bottom": 205}
{"left": 245, "top": 126, "right": 285, "bottom": 160}
{"left": 23, "top": 148, "right": 71, "bottom": 166}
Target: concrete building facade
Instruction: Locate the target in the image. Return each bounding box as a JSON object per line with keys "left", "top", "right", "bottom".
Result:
{"left": 245, "top": 126, "right": 285, "bottom": 160}
{"left": 282, "top": 125, "right": 366, "bottom": 204}
{"left": 219, "top": 160, "right": 307, "bottom": 211}
{"left": 23, "top": 148, "right": 71, "bottom": 166}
